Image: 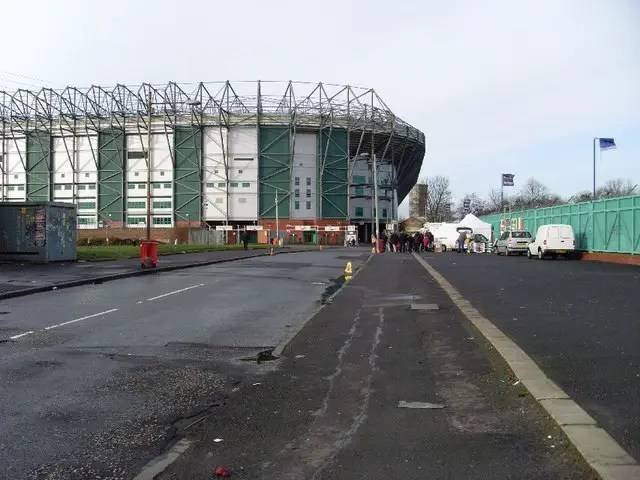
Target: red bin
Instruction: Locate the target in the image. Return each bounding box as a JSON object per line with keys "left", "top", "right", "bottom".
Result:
{"left": 140, "top": 240, "right": 159, "bottom": 268}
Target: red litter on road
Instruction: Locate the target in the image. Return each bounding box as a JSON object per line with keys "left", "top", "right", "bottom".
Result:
{"left": 214, "top": 466, "right": 232, "bottom": 477}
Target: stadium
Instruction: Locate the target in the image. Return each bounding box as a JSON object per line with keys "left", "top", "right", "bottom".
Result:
{"left": 0, "top": 81, "right": 425, "bottom": 244}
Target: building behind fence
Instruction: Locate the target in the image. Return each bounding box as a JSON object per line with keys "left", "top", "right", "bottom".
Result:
{"left": 481, "top": 194, "right": 640, "bottom": 254}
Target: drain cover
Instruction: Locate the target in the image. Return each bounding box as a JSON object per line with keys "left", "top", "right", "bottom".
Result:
{"left": 410, "top": 303, "right": 439, "bottom": 311}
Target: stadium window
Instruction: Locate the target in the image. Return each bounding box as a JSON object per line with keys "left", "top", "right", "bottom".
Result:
{"left": 7, "top": 186, "right": 14, "bottom": 191}
{"left": 295, "top": 201, "right": 300, "bottom": 210}
{"left": 234, "top": 157, "right": 253, "bottom": 162}
{"left": 85, "top": 173, "right": 90, "bottom": 178}
{"left": 218, "top": 182, "right": 225, "bottom": 188}
{"left": 306, "top": 189, "right": 311, "bottom": 198}
{"left": 127, "top": 201, "right": 145, "bottom": 209}
{"left": 295, "top": 177, "right": 300, "bottom": 186}
{"left": 160, "top": 171, "right": 165, "bottom": 176}
{"left": 78, "top": 184, "right": 86, "bottom": 190}
{"left": 64, "top": 184, "right": 72, "bottom": 190}
{"left": 153, "top": 201, "right": 171, "bottom": 209}
{"left": 61, "top": 173, "right": 65, "bottom": 178}
{"left": 230, "top": 182, "right": 238, "bottom": 187}
{"left": 138, "top": 184, "right": 145, "bottom": 189}
{"left": 294, "top": 189, "right": 299, "bottom": 197}
{"left": 17, "top": 185, "right": 24, "bottom": 191}
{"left": 14, "top": 175, "right": 18, "bottom": 179}
{"left": 206, "top": 183, "right": 214, "bottom": 188}
{"left": 78, "top": 202, "right": 96, "bottom": 210}
{"left": 306, "top": 177, "right": 311, "bottom": 186}
{"left": 306, "top": 201, "right": 311, "bottom": 210}
{"left": 77, "top": 217, "right": 96, "bottom": 225}
{"left": 54, "top": 184, "right": 62, "bottom": 191}
{"left": 242, "top": 182, "right": 250, "bottom": 188}
{"left": 88, "top": 184, "right": 96, "bottom": 190}
{"left": 152, "top": 217, "right": 172, "bottom": 225}
{"left": 164, "top": 183, "right": 171, "bottom": 188}
{"left": 126, "top": 216, "right": 146, "bottom": 225}
{"left": 134, "top": 171, "right": 139, "bottom": 176}
{"left": 128, "top": 183, "right": 136, "bottom": 190}
{"left": 238, "top": 169, "right": 243, "bottom": 174}
{"left": 355, "top": 207, "right": 364, "bottom": 217}
{"left": 127, "top": 151, "right": 146, "bottom": 159}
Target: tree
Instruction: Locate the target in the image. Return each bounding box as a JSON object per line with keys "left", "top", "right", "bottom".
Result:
{"left": 424, "top": 176, "right": 453, "bottom": 222}
{"left": 597, "top": 178, "right": 637, "bottom": 199}
{"left": 569, "top": 178, "right": 637, "bottom": 203}
{"left": 513, "top": 177, "right": 561, "bottom": 209}
{"left": 455, "top": 192, "right": 487, "bottom": 219}
{"left": 485, "top": 188, "right": 504, "bottom": 214}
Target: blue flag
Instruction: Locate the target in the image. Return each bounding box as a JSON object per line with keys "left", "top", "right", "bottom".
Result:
{"left": 599, "top": 138, "right": 616, "bottom": 150}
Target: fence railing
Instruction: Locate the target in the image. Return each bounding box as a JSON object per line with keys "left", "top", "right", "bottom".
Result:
{"left": 188, "top": 229, "right": 225, "bottom": 246}
{"left": 481, "top": 194, "right": 640, "bottom": 254}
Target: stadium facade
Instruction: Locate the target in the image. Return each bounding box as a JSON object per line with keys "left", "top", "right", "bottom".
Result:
{"left": 0, "top": 81, "right": 425, "bottom": 243}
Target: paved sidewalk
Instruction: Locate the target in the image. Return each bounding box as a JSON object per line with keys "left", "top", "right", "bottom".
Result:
{"left": 157, "top": 253, "right": 594, "bottom": 479}
{"left": 0, "top": 246, "right": 320, "bottom": 299}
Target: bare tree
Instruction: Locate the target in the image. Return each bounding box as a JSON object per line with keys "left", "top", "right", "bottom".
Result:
{"left": 597, "top": 178, "right": 637, "bottom": 198}
{"left": 568, "top": 191, "right": 594, "bottom": 203}
{"left": 513, "top": 177, "right": 561, "bottom": 209}
{"left": 424, "top": 176, "right": 453, "bottom": 222}
{"left": 569, "top": 178, "right": 637, "bottom": 203}
{"left": 485, "top": 188, "right": 504, "bottom": 214}
{"left": 455, "top": 192, "right": 487, "bottom": 219}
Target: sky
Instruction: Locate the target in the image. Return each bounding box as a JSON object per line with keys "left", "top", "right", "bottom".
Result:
{"left": 1, "top": 0, "right": 639, "bottom": 213}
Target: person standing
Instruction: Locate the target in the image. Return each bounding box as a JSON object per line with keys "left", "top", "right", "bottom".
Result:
{"left": 457, "top": 230, "right": 467, "bottom": 253}
{"left": 241, "top": 231, "right": 249, "bottom": 250}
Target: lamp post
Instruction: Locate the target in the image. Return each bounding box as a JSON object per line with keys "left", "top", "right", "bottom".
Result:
{"left": 372, "top": 154, "right": 379, "bottom": 253}
{"left": 275, "top": 189, "right": 279, "bottom": 244}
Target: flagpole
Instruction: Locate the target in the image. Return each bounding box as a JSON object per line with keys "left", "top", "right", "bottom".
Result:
{"left": 593, "top": 137, "right": 597, "bottom": 200}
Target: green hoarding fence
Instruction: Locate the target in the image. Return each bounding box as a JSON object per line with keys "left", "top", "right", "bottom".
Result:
{"left": 481, "top": 194, "right": 640, "bottom": 254}
{"left": 26, "top": 134, "right": 51, "bottom": 201}
{"left": 319, "top": 128, "right": 348, "bottom": 219}
{"left": 259, "top": 126, "right": 290, "bottom": 218}
{"left": 174, "top": 126, "right": 202, "bottom": 222}
{"left": 98, "top": 130, "right": 125, "bottom": 222}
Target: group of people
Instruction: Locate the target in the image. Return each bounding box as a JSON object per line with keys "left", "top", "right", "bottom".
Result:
{"left": 377, "top": 230, "right": 435, "bottom": 253}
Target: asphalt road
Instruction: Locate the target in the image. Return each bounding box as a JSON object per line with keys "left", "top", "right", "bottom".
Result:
{"left": 425, "top": 251, "right": 640, "bottom": 462}
{"left": 160, "top": 253, "right": 592, "bottom": 479}
{"left": 0, "top": 248, "right": 367, "bottom": 479}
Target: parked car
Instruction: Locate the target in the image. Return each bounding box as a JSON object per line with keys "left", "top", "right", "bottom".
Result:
{"left": 527, "top": 224, "right": 575, "bottom": 259}
{"left": 495, "top": 230, "right": 532, "bottom": 256}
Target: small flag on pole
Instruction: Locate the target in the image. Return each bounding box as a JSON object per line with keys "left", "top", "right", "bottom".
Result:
{"left": 502, "top": 173, "right": 515, "bottom": 186}
{"left": 599, "top": 138, "right": 616, "bottom": 151}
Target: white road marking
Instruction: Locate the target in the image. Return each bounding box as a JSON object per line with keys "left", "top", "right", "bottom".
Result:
{"left": 9, "top": 331, "right": 33, "bottom": 340}
{"left": 146, "top": 284, "right": 204, "bottom": 302}
{"left": 43, "top": 308, "right": 119, "bottom": 331}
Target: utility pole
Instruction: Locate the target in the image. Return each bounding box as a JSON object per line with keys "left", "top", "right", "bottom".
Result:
{"left": 275, "top": 189, "right": 279, "bottom": 243}
{"left": 593, "top": 137, "right": 597, "bottom": 200}
{"left": 146, "top": 91, "right": 152, "bottom": 241}
{"left": 373, "top": 153, "right": 379, "bottom": 253}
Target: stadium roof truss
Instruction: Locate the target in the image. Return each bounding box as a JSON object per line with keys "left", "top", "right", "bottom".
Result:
{"left": 0, "top": 81, "right": 425, "bottom": 217}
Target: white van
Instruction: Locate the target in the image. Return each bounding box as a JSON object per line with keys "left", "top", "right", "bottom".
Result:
{"left": 527, "top": 224, "right": 575, "bottom": 259}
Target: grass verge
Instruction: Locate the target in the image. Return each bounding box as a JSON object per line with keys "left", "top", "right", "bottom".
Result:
{"left": 77, "top": 244, "right": 267, "bottom": 262}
